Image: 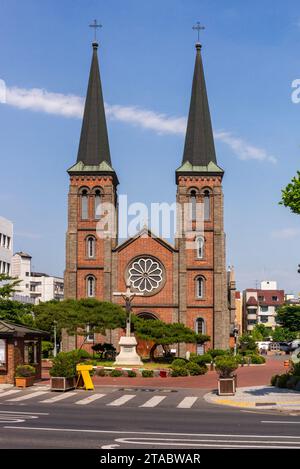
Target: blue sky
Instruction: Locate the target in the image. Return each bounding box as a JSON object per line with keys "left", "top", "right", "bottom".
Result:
{"left": 0, "top": 0, "right": 300, "bottom": 293}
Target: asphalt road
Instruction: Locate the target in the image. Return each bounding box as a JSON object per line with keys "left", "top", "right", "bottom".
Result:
{"left": 0, "top": 387, "right": 299, "bottom": 449}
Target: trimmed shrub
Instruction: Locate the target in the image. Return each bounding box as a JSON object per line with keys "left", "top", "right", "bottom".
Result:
{"left": 276, "top": 373, "right": 290, "bottom": 388}
{"left": 171, "top": 368, "right": 188, "bottom": 377}
{"left": 171, "top": 358, "right": 188, "bottom": 368}
{"left": 95, "top": 368, "right": 106, "bottom": 377}
{"left": 207, "top": 349, "right": 227, "bottom": 359}
{"left": 186, "top": 362, "right": 207, "bottom": 376}
{"left": 215, "top": 356, "right": 239, "bottom": 378}
{"left": 287, "top": 375, "right": 300, "bottom": 389}
{"left": 50, "top": 352, "right": 77, "bottom": 378}
{"left": 190, "top": 353, "right": 212, "bottom": 365}
{"left": 110, "top": 369, "right": 123, "bottom": 377}
{"left": 142, "top": 370, "right": 154, "bottom": 378}
{"left": 292, "top": 362, "right": 300, "bottom": 376}
{"left": 68, "top": 349, "right": 92, "bottom": 361}
{"left": 15, "top": 365, "right": 36, "bottom": 378}
{"left": 127, "top": 370, "right": 137, "bottom": 377}
{"left": 271, "top": 374, "right": 279, "bottom": 386}
{"left": 248, "top": 354, "right": 266, "bottom": 364}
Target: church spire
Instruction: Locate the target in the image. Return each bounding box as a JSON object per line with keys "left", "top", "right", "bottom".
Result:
{"left": 182, "top": 42, "right": 217, "bottom": 166}
{"left": 76, "top": 41, "right": 111, "bottom": 166}
{"left": 176, "top": 41, "right": 223, "bottom": 181}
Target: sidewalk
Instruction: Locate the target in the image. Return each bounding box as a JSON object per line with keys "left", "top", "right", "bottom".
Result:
{"left": 39, "top": 357, "right": 286, "bottom": 390}
{"left": 204, "top": 385, "right": 300, "bottom": 411}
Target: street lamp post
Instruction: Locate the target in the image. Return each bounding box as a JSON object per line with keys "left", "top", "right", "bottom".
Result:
{"left": 53, "top": 321, "right": 57, "bottom": 358}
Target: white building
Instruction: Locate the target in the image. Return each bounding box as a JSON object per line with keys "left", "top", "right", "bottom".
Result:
{"left": 243, "top": 281, "right": 285, "bottom": 332}
{"left": 0, "top": 216, "right": 13, "bottom": 275}
{"left": 11, "top": 252, "right": 64, "bottom": 304}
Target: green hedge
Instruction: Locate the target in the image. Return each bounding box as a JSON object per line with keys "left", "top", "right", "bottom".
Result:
{"left": 142, "top": 370, "right": 154, "bottom": 378}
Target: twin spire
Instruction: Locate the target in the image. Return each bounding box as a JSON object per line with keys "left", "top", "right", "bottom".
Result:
{"left": 70, "top": 36, "right": 223, "bottom": 180}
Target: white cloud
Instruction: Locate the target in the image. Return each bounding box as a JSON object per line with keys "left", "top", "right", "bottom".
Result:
{"left": 3, "top": 84, "right": 276, "bottom": 163}
{"left": 271, "top": 228, "right": 300, "bottom": 239}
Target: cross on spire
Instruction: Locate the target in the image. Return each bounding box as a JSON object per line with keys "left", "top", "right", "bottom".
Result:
{"left": 89, "top": 19, "right": 102, "bottom": 42}
{"left": 192, "top": 21, "right": 205, "bottom": 43}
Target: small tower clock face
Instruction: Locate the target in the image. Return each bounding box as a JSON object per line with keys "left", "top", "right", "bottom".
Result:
{"left": 128, "top": 257, "right": 163, "bottom": 294}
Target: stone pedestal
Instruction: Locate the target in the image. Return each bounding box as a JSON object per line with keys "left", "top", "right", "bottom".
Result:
{"left": 114, "top": 335, "right": 143, "bottom": 366}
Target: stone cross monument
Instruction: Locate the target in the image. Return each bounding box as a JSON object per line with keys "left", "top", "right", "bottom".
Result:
{"left": 113, "top": 283, "right": 143, "bottom": 365}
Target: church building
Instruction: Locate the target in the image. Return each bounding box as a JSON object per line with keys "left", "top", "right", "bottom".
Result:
{"left": 63, "top": 38, "right": 235, "bottom": 355}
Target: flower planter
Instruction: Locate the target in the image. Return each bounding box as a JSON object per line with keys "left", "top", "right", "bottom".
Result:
{"left": 159, "top": 370, "right": 167, "bottom": 378}
{"left": 50, "top": 376, "right": 76, "bottom": 392}
{"left": 15, "top": 376, "right": 35, "bottom": 388}
{"left": 218, "top": 376, "right": 236, "bottom": 396}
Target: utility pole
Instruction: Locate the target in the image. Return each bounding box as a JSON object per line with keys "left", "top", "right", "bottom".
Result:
{"left": 53, "top": 321, "right": 57, "bottom": 357}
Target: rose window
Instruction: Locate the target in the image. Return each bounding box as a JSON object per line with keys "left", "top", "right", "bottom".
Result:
{"left": 128, "top": 258, "right": 163, "bottom": 293}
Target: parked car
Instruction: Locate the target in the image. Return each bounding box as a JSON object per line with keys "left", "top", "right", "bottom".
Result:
{"left": 290, "top": 339, "right": 300, "bottom": 351}
{"left": 278, "top": 342, "right": 291, "bottom": 353}
{"left": 256, "top": 341, "right": 270, "bottom": 352}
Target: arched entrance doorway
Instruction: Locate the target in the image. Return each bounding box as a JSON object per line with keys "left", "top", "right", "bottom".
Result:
{"left": 135, "top": 312, "right": 158, "bottom": 359}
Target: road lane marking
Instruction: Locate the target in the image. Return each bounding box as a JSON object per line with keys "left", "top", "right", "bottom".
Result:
{"left": 75, "top": 394, "right": 106, "bottom": 405}
{"left": 140, "top": 396, "right": 166, "bottom": 408}
{"left": 0, "top": 390, "right": 21, "bottom": 398}
{"left": 0, "top": 410, "right": 48, "bottom": 415}
{"left": 40, "top": 392, "right": 78, "bottom": 403}
{"left": 7, "top": 391, "right": 48, "bottom": 402}
{"left": 177, "top": 397, "right": 198, "bottom": 409}
{"left": 261, "top": 421, "right": 300, "bottom": 425}
{"left": 4, "top": 428, "right": 300, "bottom": 440}
{"left": 107, "top": 394, "right": 136, "bottom": 407}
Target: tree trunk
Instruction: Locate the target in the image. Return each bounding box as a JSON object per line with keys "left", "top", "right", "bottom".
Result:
{"left": 150, "top": 343, "right": 157, "bottom": 362}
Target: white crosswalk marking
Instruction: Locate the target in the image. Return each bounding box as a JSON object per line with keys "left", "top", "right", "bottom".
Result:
{"left": 75, "top": 393, "right": 106, "bottom": 405}
{"left": 7, "top": 391, "right": 49, "bottom": 402}
{"left": 140, "top": 396, "right": 167, "bottom": 408}
{"left": 0, "top": 390, "right": 21, "bottom": 398}
{"left": 40, "top": 391, "right": 78, "bottom": 403}
{"left": 107, "top": 394, "right": 136, "bottom": 407}
{"left": 177, "top": 397, "right": 198, "bottom": 409}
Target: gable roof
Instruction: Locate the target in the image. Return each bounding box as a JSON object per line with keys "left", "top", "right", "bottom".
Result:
{"left": 114, "top": 227, "right": 177, "bottom": 253}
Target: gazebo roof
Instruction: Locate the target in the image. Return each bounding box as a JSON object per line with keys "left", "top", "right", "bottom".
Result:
{"left": 0, "top": 320, "right": 48, "bottom": 337}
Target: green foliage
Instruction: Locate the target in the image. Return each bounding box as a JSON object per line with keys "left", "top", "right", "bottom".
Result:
{"left": 0, "top": 274, "right": 21, "bottom": 299}
{"left": 280, "top": 170, "right": 300, "bottom": 215}
{"left": 190, "top": 353, "right": 212, "bottom": 365}
{"left": 0, "top": 299, "right": 34, "bottom": 326}
{"left": 34, "top": 299, "right": 126, "bottom": 340}
{"left": 207, "top": 349, "right": 227, "bottom": 359}
{"left": 215, "top": 356, "right": 239, "bottom": 378}
{"left": 247, "top": 354, "right": 266, "bottom": 364}
{"left": 238, "top": 333, "right": 258, "bottom": 353}
{"left": 186, "top": 362, "right": 207, "bottom": 376}
{"left": 287, "top": 375, "right": 300, "bottom": 389}
{"left": 251, "top": 324, "right": 271, "bottom": 341}
{"left": 171, "top": 358, "right": 187, "bottom": 368}
{"left": 110, "top": 369, "right": 123, "bottom": 377}
{"left": 292, "top": 362, "right": 300, "bottom": 376}
{"left": 271, "top": 326, "right": 297, "bottom": 342}
{"left": 127, "top": 370, "right": 137, "bottom": 377}
{"left": 276, "top": 306, "right": 300, "bottom": 332}
{"left": 277, "top": 373, "right": 290, "bottom": 388}
{"left": 171, "top": 368, "right": 188, "bottom": 377}
{"left": 68, "top": 349, "right": 91, "bottom": 361}
{"left": 49, "top": 352, "right": 77, "bottom": 378}
{"left": 133, "top": 317, "right": 210, "bottom": 361}
{"left": 42, "top": 341, "right": 54, "bottom": 358}
{"left": 15, "top": 365, "right": 36, "bottom": 378}
{"left": 142, "top": 369, "right": 154, "bottom": 378}
{"left": 271, "top": 374, "right": 279, "bottom": 386}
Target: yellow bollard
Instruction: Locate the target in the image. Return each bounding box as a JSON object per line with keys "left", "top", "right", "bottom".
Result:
{"left": 76, "top": 364, "right": 94, "bottom": 391}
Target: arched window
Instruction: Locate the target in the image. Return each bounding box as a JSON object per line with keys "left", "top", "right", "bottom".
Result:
{"left": 196, "top": 276, "right": 204, "bottom": 299}
{"left": 196, "top": 236, "right": 204, "bottom": 259}
{"left": 87, "top": 275, "right": 95, "bottom": 298}
{"left": 81, "top": 189, "right": 89, "bottom": 220}
{"left": 196, "top": 318, "right": 205, "bottom": 334}
{"left": 94, "top": 189, "right": 102, "bottom": 220}
{"left": 87, "top": 236, "right": 95, "bottom": 258}
{"left": 190, "top": 190, "right": 197, "bottom": 221}
{"left": 204, "top": 190, "right": 210, "bottom": 220}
